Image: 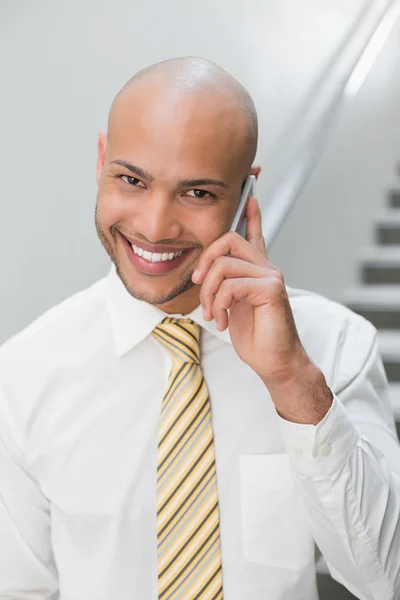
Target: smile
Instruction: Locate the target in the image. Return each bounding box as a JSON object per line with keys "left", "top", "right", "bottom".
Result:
{"left": 120, "top": 234, "right": 194, "bottom": 275}
{"left": 131, "top": 244, "right": 185, "bottom": 263}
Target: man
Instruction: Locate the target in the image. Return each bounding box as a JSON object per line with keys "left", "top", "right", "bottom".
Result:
{"left": 0, "top": 57, "right": 399, "bottom": 600}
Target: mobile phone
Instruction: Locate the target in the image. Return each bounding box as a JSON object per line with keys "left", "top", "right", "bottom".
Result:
{"left": 229, "top": 175, "right": 256, "bottom": 238}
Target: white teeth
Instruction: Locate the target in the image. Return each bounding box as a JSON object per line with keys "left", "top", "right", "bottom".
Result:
{"left": 131, "top": 243, "right": 185, "bottom": 263}
{"left": 143, "top": 250, "right": 152, "bottom": 261}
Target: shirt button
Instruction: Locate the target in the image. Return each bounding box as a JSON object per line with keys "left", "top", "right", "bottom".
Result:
{"left": 292, "top": 444, "right": 303, "bottom": 457}
{"left": 319, "top": 442, "right": 331, "bottom": 457}
{"left": 349, "top": 528, "right": 358, "bottom": 540}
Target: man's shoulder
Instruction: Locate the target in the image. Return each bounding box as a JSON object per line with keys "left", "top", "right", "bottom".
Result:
{"left": 286, "top": 285, "right": 377, "bottom": 345}
{"left": 0, "top": 274, "right": 108, "bottom": 368}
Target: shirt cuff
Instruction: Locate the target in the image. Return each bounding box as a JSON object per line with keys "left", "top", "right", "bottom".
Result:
{"left": 276, "top": 394, "right": 361, "bottom": 478}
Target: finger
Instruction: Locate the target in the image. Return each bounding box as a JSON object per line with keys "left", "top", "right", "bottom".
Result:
{"left": 192, "top": 231, "right": 271, "bottom": 285}
{"left": 212, "top": 274, "right": 286, "bottom": 330}
{"left": 211, "top": 298, "right": 230, "bottom": 331}
{"left": 211, "top": 278, "right": 263, "bottom": 329}
{"left": 245, "top": 196, "right": 268, "bottom": 257}
{"left": 200, "top": 256, "right": 269, "bottom": 320}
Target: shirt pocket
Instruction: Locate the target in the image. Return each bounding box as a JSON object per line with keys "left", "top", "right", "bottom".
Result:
{"left": 240, "top": 453, "right": 315, "bottom": 571}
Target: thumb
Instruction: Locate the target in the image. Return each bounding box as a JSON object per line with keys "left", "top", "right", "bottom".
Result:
{"left": 245, "top": 196, "right": 268, "bottom": 257}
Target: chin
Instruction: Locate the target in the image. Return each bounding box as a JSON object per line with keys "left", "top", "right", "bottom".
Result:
{"left": 116, "top": 264, "right": 196, "bottom": 307}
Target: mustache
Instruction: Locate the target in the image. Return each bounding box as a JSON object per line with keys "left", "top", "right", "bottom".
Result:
{"left": 112, "top": 227, "right": 202, "bottom": 249}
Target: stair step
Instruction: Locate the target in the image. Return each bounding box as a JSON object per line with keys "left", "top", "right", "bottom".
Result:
{"left": 389, "top": 189, "right": 400, "bottom": 208}
{"left": 379, "top": 330, "right": 400, "bottom": 359}
{"left": 376, "top": 209, "right": 400, "bottom": 225}
{"left": 344, "top": 286, "right": 400, "bottom": 331}
{"left": 379, "top": 331, "right": 400, "bottom": 390}
{"left": 388, "top": 383, "right": 400, "bottom": 419}
{"left": 360, "top": 246, "right": 400, "bottom": 264}
{"left": 376, "top": 210, "right": 400, "bottom": 245}
{"left": 359, "top": 247, "right": 400, "bottom": 284}
{"left": 341, "top": 284, "right": 400, "bottom": 386}
{"left": 317, "top": 572, "right": 357, "bottom": 600}
{"left": 344, "top": 285, "right": 400, "bottom": 306}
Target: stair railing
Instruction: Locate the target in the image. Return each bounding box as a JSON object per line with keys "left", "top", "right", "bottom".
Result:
{"left": 262, "top": 0, "right": 400, "bottom": 248}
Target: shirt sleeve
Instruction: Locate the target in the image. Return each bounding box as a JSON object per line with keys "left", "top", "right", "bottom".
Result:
{"left": 0, "top": 383, "right": 58, "bottom": 599}
{"left": 277, "top": 325, "right": 400, "bottom": 600}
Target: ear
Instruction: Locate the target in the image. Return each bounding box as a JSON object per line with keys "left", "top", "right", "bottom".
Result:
{"left": 96, "top": 132, "right": 107, "bottom": 184}
{"left": 249, "top": 164, "right": 261, "bottom": 180}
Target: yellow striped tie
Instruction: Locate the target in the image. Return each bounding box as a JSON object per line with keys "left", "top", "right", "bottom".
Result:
{"left": 152, "top": 317, "right": 223, "bottom": 600}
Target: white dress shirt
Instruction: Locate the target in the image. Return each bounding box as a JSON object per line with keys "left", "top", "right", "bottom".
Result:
{"left": 1, "top": 263, "right": 400, "bottom": 600}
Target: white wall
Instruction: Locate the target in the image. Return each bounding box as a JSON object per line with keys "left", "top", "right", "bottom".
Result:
{"left": 0, "top": 0, "right": 372, "bottom": 343}
{"left": 270, "top": 17, "right": 400, "bottom": 302}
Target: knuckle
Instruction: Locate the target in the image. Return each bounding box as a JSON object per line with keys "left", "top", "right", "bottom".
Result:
{"left": 215, "top": 255, "right": 230, "bottom": 269}
{"left": 217, "top": 280, "right": 230, "bottom": 300}
{"left": 227, "top": 231, "right": 241, "bottom": 244}
{"left": 268, "top": 275, "right": 285, "bottom": 294}
{"left": 222, "top": 278, "right": 235, "bottom": 291}
{"left": 220, "top": 278, "right": 237, "bottom": 301}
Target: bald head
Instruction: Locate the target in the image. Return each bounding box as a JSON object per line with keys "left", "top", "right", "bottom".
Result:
{"left": 96, "top": 57, "right": 261, "bottom": 313}
{"left": 110, "top": 57, "right": 258, "bottom": 169}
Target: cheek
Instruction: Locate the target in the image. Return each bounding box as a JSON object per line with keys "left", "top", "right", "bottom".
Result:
{"left": 190, "top": 209, "right": 232, "bottom": 249}
{"left": 97, "top": 187, "right": 133, "bottom": 228}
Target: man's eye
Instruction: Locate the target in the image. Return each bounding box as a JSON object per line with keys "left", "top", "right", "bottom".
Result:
{"left": 186, "top": 189, "right": 212, "bottom": 199}
{"left": 121, "top": 175, "right": 144, "bottom": 187}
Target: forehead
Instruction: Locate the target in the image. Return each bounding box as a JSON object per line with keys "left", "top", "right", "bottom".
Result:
{"left": 107, "top": 82, "right": 248, "bottom": 180}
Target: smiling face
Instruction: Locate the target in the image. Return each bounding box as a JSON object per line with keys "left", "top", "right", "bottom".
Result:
{"left": 95, "top": 75, "right": 257, "bottom": 314}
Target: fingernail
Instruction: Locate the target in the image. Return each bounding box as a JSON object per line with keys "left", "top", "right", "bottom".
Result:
{"left": 192, "top": 268, "right": 200, "bottom": 281}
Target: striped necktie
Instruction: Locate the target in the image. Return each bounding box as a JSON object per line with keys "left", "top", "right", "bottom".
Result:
{"left": 152, "top": 317, "right": 223, "bottom": 600}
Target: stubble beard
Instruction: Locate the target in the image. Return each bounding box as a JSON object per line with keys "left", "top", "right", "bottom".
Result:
{"left": 95, "top": 211, "right": 197, "bottom": 306}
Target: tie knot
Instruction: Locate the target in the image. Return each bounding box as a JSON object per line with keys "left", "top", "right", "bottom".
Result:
{"left": 152, "top": 318, "right": 200, "bottom": 364}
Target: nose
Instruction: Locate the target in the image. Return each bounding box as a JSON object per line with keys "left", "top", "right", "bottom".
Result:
{"left": 133, "top": 191, "right": 182, "bottom": 243}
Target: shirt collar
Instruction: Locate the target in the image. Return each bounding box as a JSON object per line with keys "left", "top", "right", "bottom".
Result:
{"left": 104, "top": 263, "right": 232, "bottom": 357}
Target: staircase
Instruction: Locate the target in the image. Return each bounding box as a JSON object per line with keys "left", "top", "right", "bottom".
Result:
{"left": 343, "top": 180, "right": 400, "bottom": 432}
{"left": 316, "top": 172, "right": 400, "bottom": 600}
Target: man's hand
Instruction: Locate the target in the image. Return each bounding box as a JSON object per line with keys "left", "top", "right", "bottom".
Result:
{"left": 192, "top": 196, "right": 333, "bottom": 425}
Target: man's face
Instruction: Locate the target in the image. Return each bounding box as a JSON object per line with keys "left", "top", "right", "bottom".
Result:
{"left": 95, "top": 80, "right": 254, "bottom": 313}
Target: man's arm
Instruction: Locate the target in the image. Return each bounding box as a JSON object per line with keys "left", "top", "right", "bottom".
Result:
{"left": 0, "top": 383, "right": 58, "bottom": 599}
{"left": 277, "top": 326, "right": 400, "bottom": 600}
{"left": 192, "top": 199, "right": 400, "bottom": 598}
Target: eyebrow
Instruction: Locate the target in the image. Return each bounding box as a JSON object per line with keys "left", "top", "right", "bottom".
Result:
{"left": 177, "top": 178, "right": 228, "bottom": 190}
{"left": 111, "top": 160, "right": 154, "bottom": 181}
{"left": 111, "top": 160, "right": 228, "bottom": 189}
